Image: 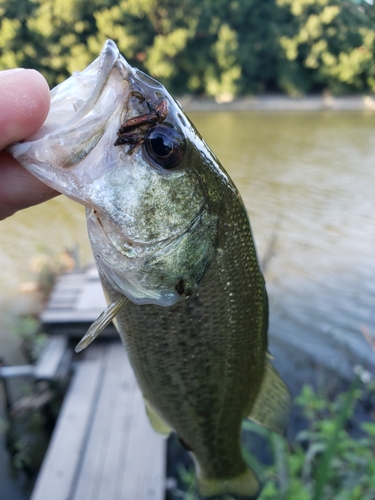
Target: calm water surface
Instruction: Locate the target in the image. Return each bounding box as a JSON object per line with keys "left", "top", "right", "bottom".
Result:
{"left": 193, "top": 112, "right": 375, "bottom": 374}
{"left": 1, "top": 111, "right": 375, "bottom": 497}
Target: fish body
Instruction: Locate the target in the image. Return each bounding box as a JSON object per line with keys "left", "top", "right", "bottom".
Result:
{"left": 9, "top": 41, "right": 290, "bottom": 499}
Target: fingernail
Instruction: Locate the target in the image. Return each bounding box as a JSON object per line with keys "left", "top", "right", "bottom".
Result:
{"left": 1, "top": 68, "right": 26, "bottom": 75}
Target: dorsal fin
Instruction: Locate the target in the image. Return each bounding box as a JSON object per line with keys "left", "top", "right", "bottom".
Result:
{"left": 247, "top": 360, "right": 291, "bottom": 436}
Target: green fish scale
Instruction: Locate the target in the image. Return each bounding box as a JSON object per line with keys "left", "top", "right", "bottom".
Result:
{"left": 103, "top": 187, "right": 267, "bottom": 481}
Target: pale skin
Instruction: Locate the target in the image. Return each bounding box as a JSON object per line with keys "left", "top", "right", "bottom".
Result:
{"left": 0, "top": 68, "right": 58, "bottom": 220}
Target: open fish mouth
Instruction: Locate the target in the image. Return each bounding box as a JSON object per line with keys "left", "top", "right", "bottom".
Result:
{"left": 13, "top": 41, "right": 123, "bottom": 145}
{"left": 8, "top": 40, "right": 128, "bottom": 203}
{"left": 8, "top": 40, "right": 168, "bottom": 206}
{"left": 34, "top": 40, "right": 127, "bottom": 142}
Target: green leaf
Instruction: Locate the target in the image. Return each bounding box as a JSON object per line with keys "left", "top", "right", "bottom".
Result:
{"left": 312, "top": 375, "right": 362, "bottom": 500}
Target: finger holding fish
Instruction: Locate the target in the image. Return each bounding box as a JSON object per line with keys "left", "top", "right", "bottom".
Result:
{"left": 0, "top": 68, "right": 57, "bottom": 219}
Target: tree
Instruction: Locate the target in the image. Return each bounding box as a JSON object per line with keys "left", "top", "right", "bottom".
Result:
{"left": 1, "top": 0, "right": 375, "bottom": 97}
{"left": 276, "top": 0, "right": 375, "bottom": 94}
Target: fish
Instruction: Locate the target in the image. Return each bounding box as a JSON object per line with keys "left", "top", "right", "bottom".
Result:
{"left": 9, "top": 40, "right": 291, "bottom": 499}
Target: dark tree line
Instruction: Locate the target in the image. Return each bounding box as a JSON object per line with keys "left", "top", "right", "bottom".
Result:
{"left": 1, "top": 0, "right": 374, "bottom": 99}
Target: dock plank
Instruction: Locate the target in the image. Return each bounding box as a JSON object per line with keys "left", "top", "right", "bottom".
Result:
{"left": 34, "top": 336, "right": 69, "bottom": 380}
{"left": 40, "top": 266, "right": 107, "bottom": 328}
{"left": 120, "top": 387, "right": 165, "bottom": 500}
{"left": 72, "top": 344, "right": 134, "bottom": 500}
{"left": 31, "top": 358, "right": 103, "bottom": 500}
{"left": 32, "top": 342, "right": 166, "bottom": 500}
{"left": 95, "top": 350, "right": 138, "bottom": 500}
{"left": 82, "top": 345, "right": 137, "bottom": 500}
{"left": 142, "top": 419, "right": 167, "bottom": 500}
{"left": 75, "top": 281, "right": 106, "bottom": 310}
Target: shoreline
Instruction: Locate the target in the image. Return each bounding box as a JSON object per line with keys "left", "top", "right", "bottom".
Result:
{"left": 179, "top": 94, "right": 375, "bottom": 112}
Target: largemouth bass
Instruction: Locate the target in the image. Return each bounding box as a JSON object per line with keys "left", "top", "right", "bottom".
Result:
{"left": 9, "top": 40, "right": 290, "bottom": 499}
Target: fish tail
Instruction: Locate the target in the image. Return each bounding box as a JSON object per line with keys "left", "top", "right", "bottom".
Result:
{"left": 198, "top": 467, "right": 261, "bottom": 499}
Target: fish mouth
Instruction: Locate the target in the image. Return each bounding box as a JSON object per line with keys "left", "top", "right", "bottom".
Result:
{"left": 9, "top": 39, "right": 177, "bottom": 208}
{"left": 11, "top": 38, "right": 168, "bottom": 151}
{"left": 23, "top": 40, "right": 129, "bottom": 142}
{"left": 8, "top": 40, "right": 137, "bottom": 205}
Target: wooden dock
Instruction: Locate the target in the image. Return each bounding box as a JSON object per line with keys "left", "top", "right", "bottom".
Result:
{"left": 30, "top": 267, "right": 166, "bottom": 500}
{"left": 40, "top": 265, "right": 117, "bottom": 337}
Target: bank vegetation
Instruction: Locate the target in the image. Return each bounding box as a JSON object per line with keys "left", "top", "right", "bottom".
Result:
{"left": 1, "top": 0, "right": 375, "bottom": 101}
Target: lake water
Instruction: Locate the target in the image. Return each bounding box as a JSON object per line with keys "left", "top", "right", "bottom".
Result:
{"left": 1, "top": 111, "right": 375, "bottom": 497}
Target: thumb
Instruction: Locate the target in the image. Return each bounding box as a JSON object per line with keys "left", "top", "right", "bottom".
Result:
{"left": 0, "top": 68, "right": 50, "bottom": 150}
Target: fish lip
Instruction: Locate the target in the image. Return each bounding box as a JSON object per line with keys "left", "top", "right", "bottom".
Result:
{"left": 100, "top": 39, "right": 120, "bottom": 74}
{"left": 60, "top": 40, "right": 131, "bottom": 127}
{"left": 84, "top": 39, "right": 133, "bottom": 102}
{"left": 84, "top": 40, "right": 121, "bottom": 108}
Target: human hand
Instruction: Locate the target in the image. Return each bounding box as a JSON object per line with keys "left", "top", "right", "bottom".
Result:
{"left": 0, "top": 68, "right": 59, "bottom": 220}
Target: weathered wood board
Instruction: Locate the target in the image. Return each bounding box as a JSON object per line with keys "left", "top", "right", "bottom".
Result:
{"left": 40, "top": 266, "right": 117, "bottom": 337}
{"left": 31, "top": 342, "right": 166, "bottom": 500}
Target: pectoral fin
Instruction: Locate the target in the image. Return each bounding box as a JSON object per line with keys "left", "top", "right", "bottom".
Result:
{"left": 144, "top": 397, "right": 172, "bottom": 436}
{"left": 74, "top": 296, "right": 128, "bottom": 352}
{"left": 247, "top": 360, "right": 291, "bottom": 436}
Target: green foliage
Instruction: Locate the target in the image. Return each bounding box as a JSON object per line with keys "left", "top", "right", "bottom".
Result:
{"left": 172, "top": 375, "right": 375, "bottom": 500}
{"left": 259, "top": 375, "right": 375, "bottom": 500}
{"left": 9, "top": 315, "right": 47, "bottom": 363}
{"left": 0, "top": 0, "right": 375, "bottom": 97}
{"left": 277, "top": 0, "right": 375, "bottom": 94}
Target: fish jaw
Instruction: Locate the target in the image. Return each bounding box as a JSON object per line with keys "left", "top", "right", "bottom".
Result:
{"left": 8, "top": 40, "right": 219, "bottom": 307}
{"left": 8, "top": 40, "right": 134, "bottom": 205}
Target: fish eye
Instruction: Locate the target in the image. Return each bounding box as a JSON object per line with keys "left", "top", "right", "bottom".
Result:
{"left": 144, "top": 125, "right": 186, "bottom": 170}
